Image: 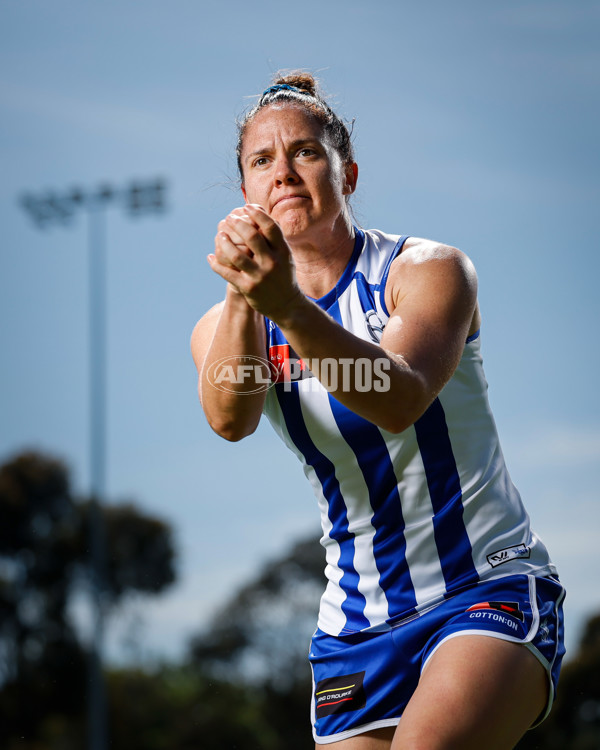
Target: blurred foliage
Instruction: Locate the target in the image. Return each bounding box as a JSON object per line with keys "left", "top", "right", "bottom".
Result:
{"left": 516, "top": 613, "right": 600, "bottom": 750}
{"left": 0, "top": 450, "right": 176, "bottom": 747}
{"left": 101, "top": 501, "right": 176, "bottom": 598}
{"left": 186, "top": 534, "right": 325, "bottom": 749}
{"left": 2, "top": 450, "right": 600, "bottom": 748}
{"left": 106, "top": 665, "right": 277, "bottom": 750}
{"left": 189, "top": 535, "right": 323, "bottom": 687}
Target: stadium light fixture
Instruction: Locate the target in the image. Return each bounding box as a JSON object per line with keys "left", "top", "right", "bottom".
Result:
{"left": 18, "top": 178, "right": 169, "bottom": 750}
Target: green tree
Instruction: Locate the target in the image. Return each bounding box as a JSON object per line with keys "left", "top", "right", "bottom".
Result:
{"left": 106, "top": 664, "right": 280, "bottom": 750}
{"left": 0, "top": 450, "right": 177, "bottom": 747}
{"left": 188, "top": 534, "right": 324, "bottom": 749}
{"left": 516, "top": 612, "right": 600, "bottom": 750}
{"left": 189, "top": 534, "right": 323, "bottom": 684}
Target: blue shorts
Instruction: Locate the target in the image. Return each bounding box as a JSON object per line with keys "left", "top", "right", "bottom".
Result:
{"left": 309, "top": 574, "right": 566, "bottom": 744}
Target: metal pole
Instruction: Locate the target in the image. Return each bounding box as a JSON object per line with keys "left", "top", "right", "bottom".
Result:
{"left": 87, "top": 201, "right": 108, "bottom": 750}
{"left": 18, "top": 179, "right": 167, "bottom": 750}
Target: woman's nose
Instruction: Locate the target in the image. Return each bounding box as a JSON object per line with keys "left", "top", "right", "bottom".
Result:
{"left": 273, "top": 156, "right": 299, "bottom": 185}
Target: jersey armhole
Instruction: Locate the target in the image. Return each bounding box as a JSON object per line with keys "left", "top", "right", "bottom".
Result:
{"left": 379, "top": 235, "right": 410, "bottom": 317}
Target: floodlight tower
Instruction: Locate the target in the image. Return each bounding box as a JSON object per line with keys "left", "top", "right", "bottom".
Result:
{"left": 19, "top": 178, "right": 168, "bottom": 750}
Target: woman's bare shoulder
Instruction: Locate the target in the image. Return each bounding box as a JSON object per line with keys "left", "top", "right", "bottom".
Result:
{"left": 399, "top": 236, "right": 473, "bottom": 266}
{"left": 385, "top": 237, "right": 478, "bottom": 313}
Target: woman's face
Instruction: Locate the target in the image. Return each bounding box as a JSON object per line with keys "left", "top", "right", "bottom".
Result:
{"left": 240, "top": 104, "right": 357, "bottom": 242}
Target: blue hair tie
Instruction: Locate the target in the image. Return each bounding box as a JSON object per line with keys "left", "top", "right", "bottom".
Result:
{"left": 262, "top": 83, "right": 303, "bottom": 97}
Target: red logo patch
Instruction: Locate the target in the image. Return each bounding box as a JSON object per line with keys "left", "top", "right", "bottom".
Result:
{"left": 268, "top": 344, "right": 310, "bottom": 384}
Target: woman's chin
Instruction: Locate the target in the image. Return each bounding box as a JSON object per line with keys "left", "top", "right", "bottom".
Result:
{"left": 277, "top": 212, "right": 311, "bottom": 239}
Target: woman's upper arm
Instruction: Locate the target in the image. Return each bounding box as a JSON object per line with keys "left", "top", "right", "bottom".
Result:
{"left": 381, "top": 239, "right": 479, "bottom": 405}
{"left": 190, "top": 301, "right": 225, "bottom": 381}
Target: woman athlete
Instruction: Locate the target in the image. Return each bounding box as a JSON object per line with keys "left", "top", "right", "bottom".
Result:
{"left": 191, "top": 72, "right": 565, "bottom": 749}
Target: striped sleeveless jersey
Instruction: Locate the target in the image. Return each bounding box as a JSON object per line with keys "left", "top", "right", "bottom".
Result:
{"left": 263, "top": 228, "right": 557, "bottom": 637}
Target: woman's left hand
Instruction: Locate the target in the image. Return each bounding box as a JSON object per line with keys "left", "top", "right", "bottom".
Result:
{"left": 208, "top": 204, "right": 303, "bottom": 321}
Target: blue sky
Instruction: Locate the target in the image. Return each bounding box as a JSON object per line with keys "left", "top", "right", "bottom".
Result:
{"left": 1, "top": 0, "right": 598, "bottom": 662}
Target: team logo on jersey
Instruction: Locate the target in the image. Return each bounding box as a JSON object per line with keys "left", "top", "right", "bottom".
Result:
{"left": 314, "top": 671, "right": 366, "bottom": 717}
{"left": 268, "top": 344, "right": 313, "bottom": 384}
{"left": 486, "top": 543, "right": 531, "bottom": 568}
{"left": 466, "top": 601, "right": 524, "bottom": 621}
{"left": 365, "top": 309, "right": 385, "bottom": 343}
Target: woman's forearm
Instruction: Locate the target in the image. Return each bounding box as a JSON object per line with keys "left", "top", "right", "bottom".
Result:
{"left": 274, "top": 295, "right": 428, "bottom": 434}
{"left": 197, "top": 288, "right": 268, "bottom": 441}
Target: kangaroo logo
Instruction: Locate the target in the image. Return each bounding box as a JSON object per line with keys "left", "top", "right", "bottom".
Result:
{"left": 365, "top": 310, "right": 385, "bottom": 343}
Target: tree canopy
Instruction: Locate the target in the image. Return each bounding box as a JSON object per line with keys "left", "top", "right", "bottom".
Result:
{"left": 0, "top": 450, "right": 177, "bottom": 747}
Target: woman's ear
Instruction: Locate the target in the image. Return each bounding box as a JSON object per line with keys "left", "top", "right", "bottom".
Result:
{"left": 343, "top": 162, "right": 359, "bottom": 195}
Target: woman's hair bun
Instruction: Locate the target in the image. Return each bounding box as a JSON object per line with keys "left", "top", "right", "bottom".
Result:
{"left": 273, "top": 71, "right": 318, "bottom": 97}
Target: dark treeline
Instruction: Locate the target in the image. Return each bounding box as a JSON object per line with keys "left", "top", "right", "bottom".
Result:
{"left": 0, "top": 450, "right": 598, "bottom": 749}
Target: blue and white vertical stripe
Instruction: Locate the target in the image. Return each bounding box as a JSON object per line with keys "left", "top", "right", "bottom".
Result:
{"left": 263, "top": 228, "right": 556, "bottom": 636}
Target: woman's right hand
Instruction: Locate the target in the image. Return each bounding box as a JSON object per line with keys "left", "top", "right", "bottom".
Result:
{"left": 211, "top": 207, "right": 256, "bottom": 300}
{"left": 208, "top": 204, "right": 303, "bottom": 324}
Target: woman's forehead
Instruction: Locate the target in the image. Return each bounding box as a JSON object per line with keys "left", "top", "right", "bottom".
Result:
{"left": 241, "top": 104, "right": 326, "bottom": 149}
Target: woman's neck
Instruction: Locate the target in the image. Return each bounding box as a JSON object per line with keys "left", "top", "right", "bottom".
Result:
{"left": 289, "top": 217, "right": 356, "bottom": 299}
